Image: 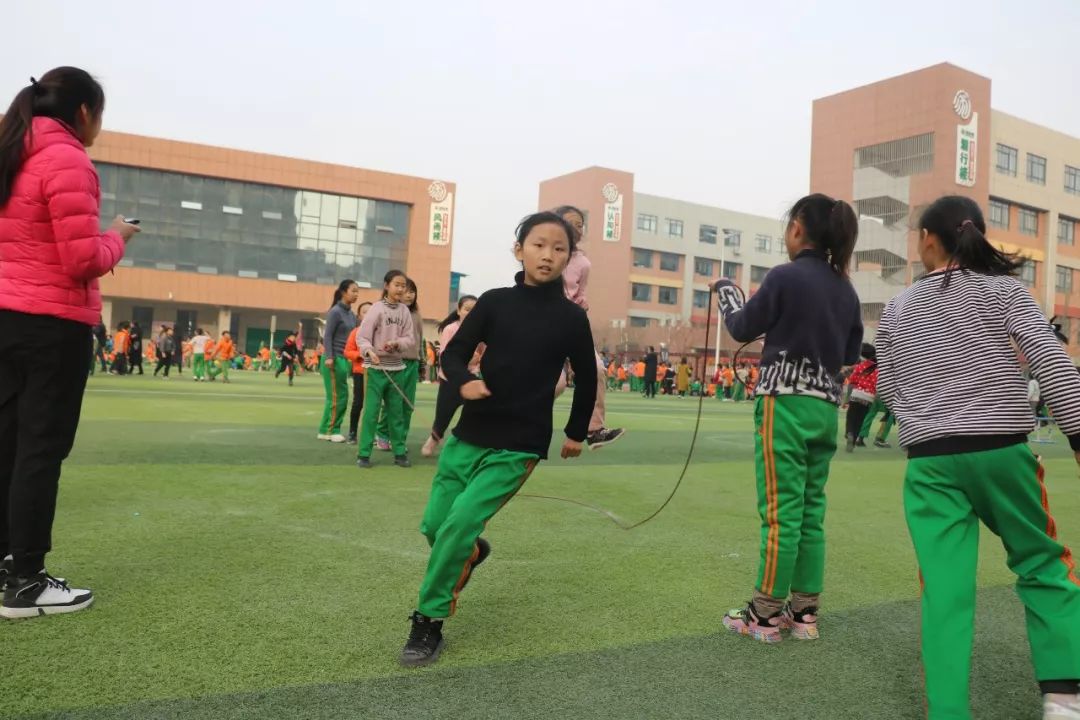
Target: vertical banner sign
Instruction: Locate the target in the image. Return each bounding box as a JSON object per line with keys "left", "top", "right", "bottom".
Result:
{"left": 953, "top": 91, "right": 977, "bottom": 188}
{"left": 601, "top": 182, "right": 622, "bottom": 242}
{"left": 428, "top": 181, "right": 453, "bottom": 246}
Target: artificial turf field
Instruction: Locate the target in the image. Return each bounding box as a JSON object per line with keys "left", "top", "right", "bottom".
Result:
{"left": 4, "top": 372, "right": 1079, "bottom": 720}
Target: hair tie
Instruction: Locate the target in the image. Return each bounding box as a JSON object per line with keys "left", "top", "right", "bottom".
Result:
{"left": 28, "top": 76, "right": 43, "bottom": 96}
{"left": 957, "top": 219, "right": 975, "bottom": 233}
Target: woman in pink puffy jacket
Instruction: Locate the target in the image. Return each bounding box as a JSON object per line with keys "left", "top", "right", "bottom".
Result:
{"left": 0, "top": 67, "right": 139, "bottom": 619}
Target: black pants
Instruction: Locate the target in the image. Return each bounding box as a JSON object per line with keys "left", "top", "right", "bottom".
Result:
{"left": 644, "top": 379, "right": 657, "bottom": 398}
{"left": 845, "top": 400, "right": 871, "bottom": 438}
{"left": 154, "top": 356, "right": 172, "bottom": 376}
{"left": 349, "top": 372, "right": 365, "bottom": 436}
{"left": 111, "top": 353, "right": 127, "bottom": 375}
{"left": 431, "top": 380, "right": 463, "bottom": 440}
{"left": 129, "top": 351, "right": 143, "bottom": 374}
{"left": 0, "top": 311, "right": 92, "bottom": 576}
{"left": 94, "top": 346, "right": 108, "bottom": 372}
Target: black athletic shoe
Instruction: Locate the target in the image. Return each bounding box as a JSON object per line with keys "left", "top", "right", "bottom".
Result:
{"left": 874, "top": 439, "right": 891, "bottom": 449}
{"left": 400, "top": 611, "right": 444, "bottom": 667}
{"left": 845, "top": 435, "right": 855, "bottom": 453}
{"left": 0, "top": 555, "right": 11, "bottom": 590}
{"left": 356, "top": 457, "right": 373, "bottom": 469}
{"left": 459, "top": 538, "right": 491, "bottom": 592}
{"left": 1, "top": 571, "right": 94, "bottom": 619}
{"left": 587, "top": 427, "right": 625, "bottom": 450}
{"left": 394, "top": 455, "right": 412, "bottom": 468}
{"left": 346, "top": 433, "right": 357, "bottom": 445}
{"left": 854, "top": 437, "right": 867, "bottom": 448}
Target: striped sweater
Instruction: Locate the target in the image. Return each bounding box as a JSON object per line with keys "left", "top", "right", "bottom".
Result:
{"left": 876, "top": 270, "right": 1080, "bottom": 453}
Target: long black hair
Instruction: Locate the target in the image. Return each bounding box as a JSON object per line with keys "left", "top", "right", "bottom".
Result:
{"left": 380, "top": 269, "right": 407, "bottom": 300}
{"left": 330, "top": 279, "right": 357, "bottom": 309}
{"left": 515, "top": 211, "right": 578, "bottom": 254}
{"left": 918, "top": 195, "right": 1024, "bottom": 287}
{"left": 404, "top": 277, "right": 420, "bottom": 314}
{"left": 0, "top": 67, "right": 105, "bottom": 207}
{"left": 438, "top": 294, "right": 478, "bottom": 332}
{"left": 552, "top": 204, "right": 586, "bottom": 247}
{"left": 786, "top": 193, "right": 858, "bottom": 276}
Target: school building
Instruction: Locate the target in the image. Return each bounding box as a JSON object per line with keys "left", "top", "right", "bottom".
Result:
{"left": 810, "top": 62, "right": 1080, "bottom": 354}
{"left": 83, "top": 128, "right": 456, "bottom": 353}
{"left": 537, "top": 167, "right": 790, "bottom": 360}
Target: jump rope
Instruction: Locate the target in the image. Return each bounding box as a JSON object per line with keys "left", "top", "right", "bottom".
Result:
{"left": 370, "top": 287, "right": 759, "bottom": 531}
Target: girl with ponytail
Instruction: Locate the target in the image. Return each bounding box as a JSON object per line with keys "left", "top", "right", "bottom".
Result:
{"left": 713, "top": 193, "right": 863, "bottom": 645}
{"left": 877, "top": 195, "right": 1080, "bottom": 719}
{"left": 0, "top": 68, "right": 141, "bottom": 618}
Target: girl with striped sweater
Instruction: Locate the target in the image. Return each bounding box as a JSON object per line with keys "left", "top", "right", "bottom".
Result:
{"left": 877, "top": 195, "right": 1080, "bottom": 720}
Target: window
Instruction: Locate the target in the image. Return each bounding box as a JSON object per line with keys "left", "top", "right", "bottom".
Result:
{"left": 667, "top": 219, "right": 684, "bottom": 238}
{"left": 750, "top": 265, "right": 769, "bottom": 283}
{"left": 629, "top": 316, "right": 650, "bottom": 328}
{"left": 722, "top": 261, "right": 740, "bottom": 280}
{"left": 699, "top": 224, "right": 717, "bottom": 244}
{"left": 854, "top": 132, "right": 935, "bottom": 177}
{"left": 693, "top": 290, "right": 710, "bottom": 308}
{"left": 1060, "top": 217, "right": 1076, "bottom": 246}
{"left": 181, "top": 201, "right": 202, "bottom": 210}
{"left": 631, "top": 283, "right": 652, "bottom": 302}
{"left": 633, "top": 249, "right": 653, "bottom": 268}
{"left": 754, "top": 234, "right": 771, "bottom": 253}
{"left": 637, "top": 214, "right": 658, "bottom": 233}
{"left": 1067, "top": 166, "right": 1080, "bottom": 195}
{"left": 694, "top": 257, "right": 714, "bottom": 276}
{"left": 989, "top": 199, "right": 1009, "bottom": 229}
{"left": 1027, "top": 154, "right": 1047, "bottom": 185}
{"left": 223, "top": 205, "right": 243, "bottom": 215}
{"left": 996, "top": 144, "right": 1018, "bottom": 176}
{"left": 722, "top": 229, "right": 742, "bottom": 247}
{"left": 658, "top": 287, "right": 678, "bottom": 305}
{"left": 1020, "top": 261, "right": 1036, "bottom": 287}
{"left": 1056, "top": 266, "right": 1073, "bottom": 293}
{"left": 1019, "top": 208, "right": 1038, "bottom": 236}
{"left": 659, "top": 252, "right": 680, "bottom": 271}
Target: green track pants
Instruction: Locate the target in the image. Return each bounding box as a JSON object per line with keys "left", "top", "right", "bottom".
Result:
{"left": 753, "top": 395, "right": 838, "bottom": 600}
{"left": 858, "top": 398, "right": 895, "bottom": 440}
{"left": 376, "top": 359, "right": 418, "bottom": 441}
{"left": 357, "top": 366, "right": 407, "bottom": 457}
{"left": 208, "top": 358, "right": 229, "bottom": 380}
{"left": 417, "top": 436, "right": 539, "bottom": 618}
{"left": 905, "top": 443, "right": 1080, "bottom": 719}
{"left": 193, "top": 353, "right": 207, "bottom": 380}
{"left": 318, "top": 357, "right": 350, "bottom": 435}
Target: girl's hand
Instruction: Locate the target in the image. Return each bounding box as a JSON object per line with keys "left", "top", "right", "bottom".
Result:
{"left": 324, "top": 358, "right": 333, "bottom": 368}
{"left": 561, "top": 439, "right": 584, "bottom": 459}
{"left": 366, "top": 350, "right": 381, "bottom": 366}
{"left": 109, "top": 215, "right": 141, "bottom": 242}
{"left": 460, "top": 379, "right": 491, "bottom": 400}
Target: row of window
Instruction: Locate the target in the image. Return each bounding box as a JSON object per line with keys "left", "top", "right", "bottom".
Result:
{"left": 988, "top": 199, "right": 1039, "bottom": 236}
{"left": 635, "top": 214, "right": 782, "bottom": 253}
{"left": 630, "top": 268, "right": 772, "bottom": 307}
{"left": 631, "top": 252, "right": 773, "bottom": 283}
{"left": 996, "top": 143, "right": 1080, "bottom": 194}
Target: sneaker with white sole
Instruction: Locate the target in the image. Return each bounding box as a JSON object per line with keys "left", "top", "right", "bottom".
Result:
{"left": 329, "top": 434, "right": 347, "bottom": 443}
{"left": 316, "top": 433, "right": 332, "bottom": 441}
{"left": 1045, "top": 695, "right": 1080, "bottom": 720}
{"left": 587, "top": 427, "right": 625, "bottom": 450}
{"left": 421, "top": 435, "right": 441, "bottom": 457}
{"left": 1, "top": 571, "right": 93, "bottom": 619}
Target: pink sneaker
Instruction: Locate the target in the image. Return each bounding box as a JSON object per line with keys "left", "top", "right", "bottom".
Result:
{"left": 421, "top": 435, "right": 441, "bottom": 458}
{"left": 781, "top": 604, "right": 819, "bottom": 640}
{"left": 723, "top": 603, "right": 782, "bottom": 644}
{"left": 375, "top": 436, "right": 392, "bottom": 452}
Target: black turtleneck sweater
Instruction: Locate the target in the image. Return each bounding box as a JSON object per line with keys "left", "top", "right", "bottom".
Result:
{"left": 441, "top": 272, "right": 598, "bottom": 459}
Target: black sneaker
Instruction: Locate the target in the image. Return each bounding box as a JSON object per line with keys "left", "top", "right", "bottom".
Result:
{"left": 346, "top": 433, "right": 357, "bottom": 445}
{"left": 400, "top": 611, "right": 444, "bottom": 667}
{"left": 459, "top": 538, "right": 491, "bottom": 592}
{"left": 356, "top": 457, "right": 373, "bottom": 469}
{"left": 394, "top": 455, "right": 412, "bottom": 468}
{"left": 0, "top": 555, "right": 11, "bottom": 590}
{"left": 845, "top": 435, "right": 855, "bottom": 453}
{"left": 854, "top": 437, "right": 867, "bottom": 448}
{"left": 1, "top": 571, "right": 93, "bottom": 619}
{"left": 874, "top": 439, "right": 891, "bottom": 448}
{"left": 586, "top": 427, "right": 625, "bottom": 451}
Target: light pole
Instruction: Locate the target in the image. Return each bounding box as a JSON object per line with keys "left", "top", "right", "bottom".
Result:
{"left": 713, "top": 237, "right": 726, "bottom": 375}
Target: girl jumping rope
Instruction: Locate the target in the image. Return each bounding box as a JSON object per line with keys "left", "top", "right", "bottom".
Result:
{"left": 375, "top": 278, "right": 423, "bottom": 452}
{"left": 715, "top": 193, "right": 862, "bottom": 644}
{"left": 876, "top": 195, "right": 1080, "bottom": 720}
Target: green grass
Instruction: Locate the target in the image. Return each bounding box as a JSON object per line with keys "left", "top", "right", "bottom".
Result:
{"left": 3, "top": 372, "right": 1078, "bottom": 719}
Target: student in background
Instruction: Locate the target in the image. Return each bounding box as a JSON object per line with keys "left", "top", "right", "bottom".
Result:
{"left": 110, "top": 322, "right": 129, "bottom": 375}
{"left": 844, "top": 344, "right": 878, "bottom": 452}
{"left": 376, "top": 278, "right": 423, "bottom": 452}
{"left": 209, "top": 331, "right": 235, "bottom": 383}
{"left": 643, "top": 348, "right": 658, "bottom": 398}
{"left": 421, "top": 295, "right": 480, "bottom": 458}
{"left": 318, "top": 280, "right": 359, "bottom": 442}
{"left": 676, "top": 357, "right": 691, "bottom": 397}
{"left": 344, "top": 302, "right": 373, "bottom": 445}
{"left": 154, "top": 327, "right": 175, "bottom": 378}
{"left": 277, "top": 332, "right": 301, "bottom": 386}
{"left": 127, "top": 321, "right": 143, "bottom": 375}
{"left": 189, "top": 328, "right": 211, "bottom": 381}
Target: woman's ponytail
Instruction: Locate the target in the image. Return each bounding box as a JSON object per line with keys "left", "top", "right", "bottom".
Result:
{"left": 0, "top": 86, "right": 37, "bottom": 207}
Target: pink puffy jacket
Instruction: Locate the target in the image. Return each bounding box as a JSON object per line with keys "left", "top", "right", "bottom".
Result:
{"left": 0, "top": 117, "right": 125, "bottom": 325}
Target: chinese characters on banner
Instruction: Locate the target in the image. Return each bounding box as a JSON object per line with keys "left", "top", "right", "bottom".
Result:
{"left": 955, "top": 112, "right": 978, "bottom": 187}
{"left": 603, "top": 193, "right": 623, "bottom": 242}
{"left": 428, "top": 193, "right": 453, "bottom": 246}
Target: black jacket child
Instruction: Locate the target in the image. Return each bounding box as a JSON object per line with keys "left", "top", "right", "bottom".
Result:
{"left": 441, "top": 271, "right": 597, "bottom": 459}
{"left": 279, "top": 339, "right": 300, "bottom": 365}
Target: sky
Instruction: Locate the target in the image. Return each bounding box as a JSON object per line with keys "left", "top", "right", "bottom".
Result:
{"left": 5, "top": 0, "right": 1079, "bottom": 296}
